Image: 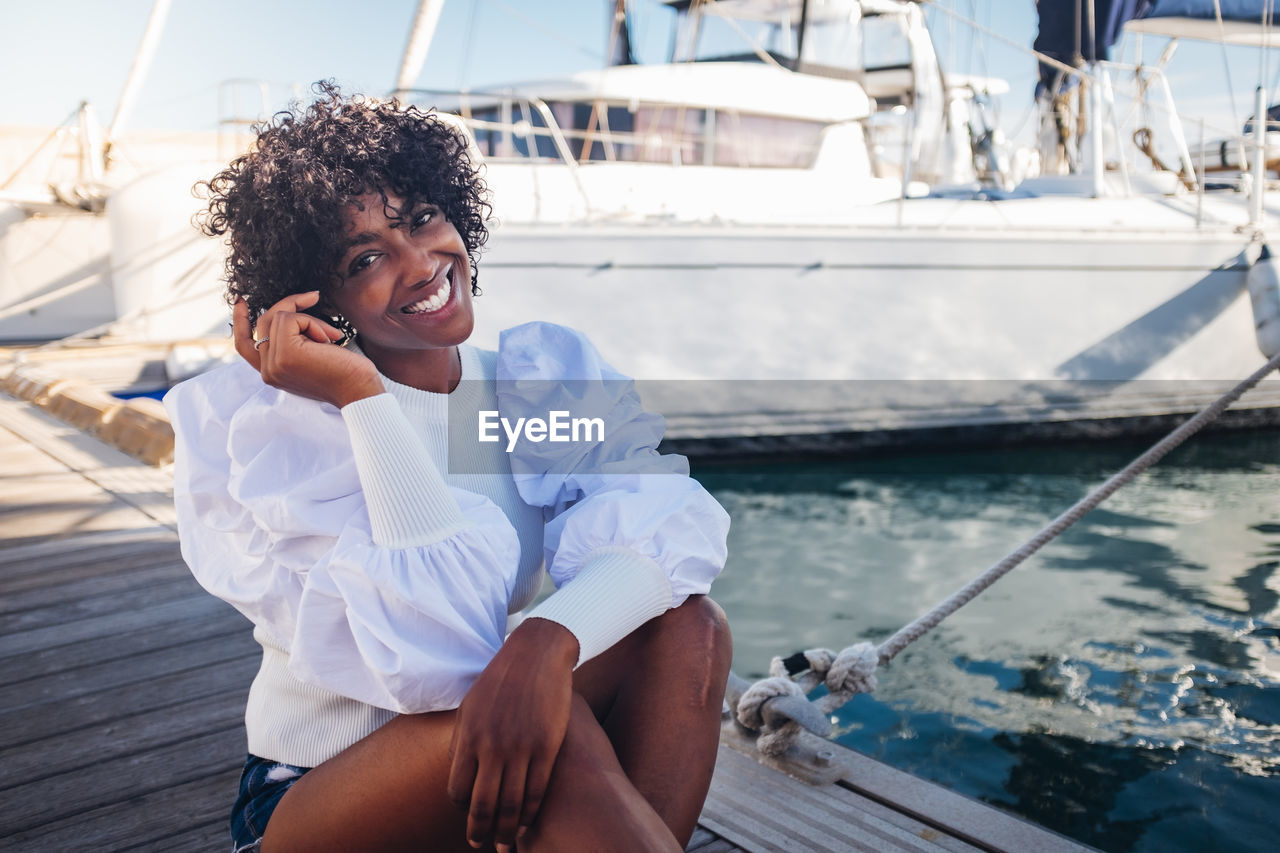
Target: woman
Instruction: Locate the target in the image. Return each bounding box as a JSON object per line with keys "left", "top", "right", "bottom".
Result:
{"left": 166, "top": 83, "right": 732, "bottom": 853}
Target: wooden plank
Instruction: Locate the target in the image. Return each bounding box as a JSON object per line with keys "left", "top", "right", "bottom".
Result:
{"left": 0, "top": 398, "right": 140, "bottom": 473}
{"left": 687, "top": 828, "right": 719, "bottom": 849}
{"left": 0, "top": 610, "right": 246, "bottom": 683}
{"left": 0, "top": 543, "right": 183, "bottom": 595}
{"left": 0, "top": 500, "right": 164, "bottom": 543}
{"left": 0, "top": 652, "right": 258, "bottom": 746}
{"left": 687, "top": 826, "right": 748, "bottom": 853}
{"left": 702, "top": 744, "right": 977, "bottom": 853}
{"left": 0, "top": 526, "right": 175, "bottom": 566}
{"left": 0, "top": 560, "right": 188, "bottom": 616}
{"left": 0, "top": 593, "right": 229, "bottom": 658}
{"left": 0, "top": 537, "right": 179, "bottom": 581}
{"left": 0, "top": 399, "right": 175, "bottom": 530}
{"left": 0, "top": 575, "right": 200, "bottom": 633}
{"left": 119, "top": 820, "right": 233, "bottom": 853}
{"left": 3, "top": 768, "right": 240, "bottom": 852}
{"left": 0, "top": 627, "right": 256, "bottom": 714}
{"left": 688, "top": 839, "right": 748, "bottom": 853}
{"left": 0, "top": 689, "right": 247, "bottom": 786}
{"left": 833, "top": 746, "right": 1097, "bottom": 853}
{"left": 0, "top": 727, "right": 246, "bottom": 835}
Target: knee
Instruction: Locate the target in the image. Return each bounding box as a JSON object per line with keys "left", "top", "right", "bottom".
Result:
{"left": 652, "top": 595, "right": 733, "bottom": 674}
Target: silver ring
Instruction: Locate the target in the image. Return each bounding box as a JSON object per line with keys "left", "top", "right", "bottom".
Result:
{"left": 253, "top": 337, "right": 270, "bottom": 350}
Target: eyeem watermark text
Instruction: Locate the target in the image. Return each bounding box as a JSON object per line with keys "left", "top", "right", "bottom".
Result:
{"left": 478, "top": 410, "right": 605, "bottom": 452}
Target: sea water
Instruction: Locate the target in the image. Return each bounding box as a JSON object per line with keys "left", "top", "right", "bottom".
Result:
{"left": 696, "top": 429, "right": 1280, "bottom": 853}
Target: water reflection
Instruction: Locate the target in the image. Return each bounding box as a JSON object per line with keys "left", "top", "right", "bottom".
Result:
{"left": 697, "top": 430, "right": 1280, "bottom": 852}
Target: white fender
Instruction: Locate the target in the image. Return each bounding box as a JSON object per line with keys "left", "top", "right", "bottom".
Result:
{"left": 1247, "top": 245, "right": 1280, "bottom": 358}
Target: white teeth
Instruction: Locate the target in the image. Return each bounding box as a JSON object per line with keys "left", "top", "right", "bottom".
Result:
{"left": 402, "top": 274, "right": 452, "bottom": 315}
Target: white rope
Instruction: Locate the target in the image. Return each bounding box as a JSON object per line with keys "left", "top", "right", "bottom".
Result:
{"left": 739, "top": 350, "right": 1280, "bottom": 755}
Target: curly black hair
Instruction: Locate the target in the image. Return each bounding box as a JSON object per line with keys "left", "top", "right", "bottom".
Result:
{"left": 197, "top": 81, "right": 490, "bottom": 333}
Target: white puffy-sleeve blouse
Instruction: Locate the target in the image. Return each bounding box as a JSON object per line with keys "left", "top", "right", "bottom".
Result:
{"left": 166, "top": 322, "right": 728, "bottom": 755}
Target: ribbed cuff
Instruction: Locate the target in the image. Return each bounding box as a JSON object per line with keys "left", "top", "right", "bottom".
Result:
{"left": 527, "top": 547, "right": 672, "bottom": 666}
{"left": 341, "top": 393, "right": 465, "bottom": 548}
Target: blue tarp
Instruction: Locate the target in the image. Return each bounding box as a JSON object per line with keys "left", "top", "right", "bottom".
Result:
{"left": 1034, "top": 0, "right": 1271, "bottom": 90}
{"left": 1035, "top": 0, "right": 1151, "bottom": 88}
{"left": 1142, "top": 0, "right": 1270, "bottom": 21}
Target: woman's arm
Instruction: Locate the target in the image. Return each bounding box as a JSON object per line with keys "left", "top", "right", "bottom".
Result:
{"left": 168, "top": 293, "right": 523, "bottom": 713}
{"left": 497, "top": 322, "right": 731, "bottom": 665}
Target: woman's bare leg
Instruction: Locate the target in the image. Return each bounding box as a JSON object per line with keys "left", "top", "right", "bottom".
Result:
{"left": 261, "top": 595, "right": 730, "bottom": 852}
{"left": 573, "top": 595, "right": 734, "bottom": 846}
{"left": 261, "top": 697, "right": 679, "bottom": 852}
{"left": 260, "top": 709, "right": 469, "bottom": 853}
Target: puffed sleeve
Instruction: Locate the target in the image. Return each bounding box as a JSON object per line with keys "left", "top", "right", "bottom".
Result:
{"left": 494, "top": 322, "right": 729, "bottom": 665}
{"left": 165, "top": 361, "right": 520, "bottom": 713}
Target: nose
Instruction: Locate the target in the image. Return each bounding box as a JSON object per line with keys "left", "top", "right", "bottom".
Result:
{"left": 403, "top": 242, "right": 444, "bottom": 291}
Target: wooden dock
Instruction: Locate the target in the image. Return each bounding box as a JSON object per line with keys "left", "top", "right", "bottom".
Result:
{"left": 0, "top": 391, "right": 1098, "bottom": 852}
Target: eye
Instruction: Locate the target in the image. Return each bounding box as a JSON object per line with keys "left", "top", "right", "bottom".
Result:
{"left": 410, "top": 207, "right": 438, "bottom": 232}
{"left": 347, "top": 251, "right": 380, "bottom": 278}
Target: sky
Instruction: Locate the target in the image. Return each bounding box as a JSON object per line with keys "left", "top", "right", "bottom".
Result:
{"left": 0, "top": 0, "right": 1274, "bottom": 147}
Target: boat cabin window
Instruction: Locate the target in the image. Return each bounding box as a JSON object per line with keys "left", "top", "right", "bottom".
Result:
{"left": 466, "top": 100, "right": 826, "bottom": 169}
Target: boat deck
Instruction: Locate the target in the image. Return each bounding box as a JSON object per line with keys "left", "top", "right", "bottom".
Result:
{"left": 0, "top": 393, "right": 1097, "bottom": 852}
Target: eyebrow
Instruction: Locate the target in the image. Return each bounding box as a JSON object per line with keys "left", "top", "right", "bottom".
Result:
{"left": 339, "top": 231, "right": 380, "bottom": 259}
{"left": 345, "top": 232, "right": 380, "bottom": 248}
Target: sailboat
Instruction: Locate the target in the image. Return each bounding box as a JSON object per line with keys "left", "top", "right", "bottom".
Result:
{"left": 4, "top": 1, "right": 1280, "bottom": 442}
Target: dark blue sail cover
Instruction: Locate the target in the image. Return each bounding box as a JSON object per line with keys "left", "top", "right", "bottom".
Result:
{"left": 1141, "top": 0, "right": 1270, "bottom": 20}
{"left": 1035, "top": 0, "right": 1270, "bottom": 89}
{"left": 1035, "top": 1, "right": 1151, "bottom": 88}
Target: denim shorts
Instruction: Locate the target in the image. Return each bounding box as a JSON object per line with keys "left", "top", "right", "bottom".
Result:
{"left": 229, "top": 753, "right": 312, "bottom": 852}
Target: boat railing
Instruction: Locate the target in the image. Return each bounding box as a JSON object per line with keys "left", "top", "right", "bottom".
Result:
{"left": 402, "top": 88, "right": 596, "bottom": 216}
{"left": 403, "top": 88, "right": 827, "bottom": 172}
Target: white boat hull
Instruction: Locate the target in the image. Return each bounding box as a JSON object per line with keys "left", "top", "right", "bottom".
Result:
{"left": 471, "top": 214, "right": 1261, "bottom": 384}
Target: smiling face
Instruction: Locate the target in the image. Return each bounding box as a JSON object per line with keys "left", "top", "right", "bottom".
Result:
{"left": 328, "top": 189, "right": 474, "bottom": 391}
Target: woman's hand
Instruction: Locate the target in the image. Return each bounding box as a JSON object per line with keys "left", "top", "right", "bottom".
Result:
{"left": 447, "top": 618, "right": 580, "bottom": 851}
{"left": 232, "top": 292, "right": 384, "bottom": 408}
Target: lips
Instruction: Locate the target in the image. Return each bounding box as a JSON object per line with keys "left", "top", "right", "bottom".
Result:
{"left": 400, "top": 264, "right": 453, "bottom": 315}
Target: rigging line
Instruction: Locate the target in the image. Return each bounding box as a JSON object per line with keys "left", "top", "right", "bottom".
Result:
{"left": 458, "top": 0, "right": 482, "bottom": 86}
{"left": 877, "top": 350, "right": 1280, "bottom": 664}
{"left": 1259, "top": 0, "right": 1272, "bottom": 104}
{"left": 1213, "top": 0, "right": 1247, "bottom": 157}
{"left": 695, "top": 0, "right": 787, "bottom": 70}
{"left": 918, "top": 0, "right": 1081, "bottom": 79}
{"left": 0, "top": 107, "right": 81, "bottom": 190}
{"left": 737, "top": 349, "right": 1280, "bottom": 755}
{"left": 968, "top": 0, "right": 990, "bottom": 84}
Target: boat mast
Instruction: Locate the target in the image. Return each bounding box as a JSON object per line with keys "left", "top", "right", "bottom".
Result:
{"left": 1253, "top": 83, "right": 1267, "bottom": 225}
{"left": 104, "top": 0, "right": 172, "bottom": 168}
{"left": 1087, "top": 0, "right": 1104, "bottom": 197}
{"left": 793, "top": 0, "right": 811, "bottom": 71}
{"left": 394, "top": 0, "right": 446, "bottom": 99}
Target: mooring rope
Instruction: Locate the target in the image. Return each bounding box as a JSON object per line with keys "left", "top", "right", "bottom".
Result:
{"left": 738, "top": 350, "right": 1280, "bottom": 756}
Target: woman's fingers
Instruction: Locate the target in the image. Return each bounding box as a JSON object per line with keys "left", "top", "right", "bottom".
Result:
{"left": 265, "top": 290, "right": 322, "bottom": 317}
{"left": 233, "top": 292, "right": 330, "bottom": 369}
{"left": 253, "top": 291, "right": 326, "bottom": 343}
{"left": 446, "top": 750, "right": 477, "bottom": 814}
{"left": 230, "top": 291, "right": 379, "bottom": 406}
{"left": 517, "top": 752, "right": 555, "bottom": 837}
{"left": 492, "top": 768, "right": 526, "bottom": 851}
{"left": 231, "top": 298, "right": 261, "bottom": 370}
{"left": 465, "top": 764, "right": 503, "bottom": 848}
{"left": 291, "top": 311, "right": 344, "bottom": 344}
